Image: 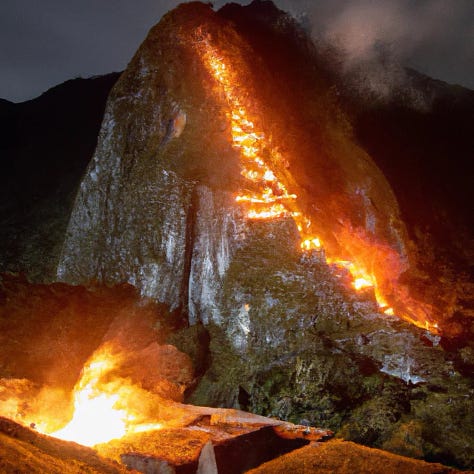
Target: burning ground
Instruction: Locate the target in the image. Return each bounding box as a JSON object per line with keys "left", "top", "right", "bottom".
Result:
{"left": 0, "top": 275, "right": 472, "bottom": 472}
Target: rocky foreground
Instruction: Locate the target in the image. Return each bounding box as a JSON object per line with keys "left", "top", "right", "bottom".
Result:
{"left": 248, "top": 439, "right": 471, "bottom": 474}
{"left": 0, "top": 276, "right": 473, "bottom": 473}
{"left": 1, "top": 415, "right": 470, "bottom": 474}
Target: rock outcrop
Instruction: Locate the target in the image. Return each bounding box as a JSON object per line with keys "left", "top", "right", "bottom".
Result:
{"left": 248, "top": 439, "right": 470, "bottom": 474}
{"left": 1, "top": 275, "right": 472, "bottom": 472}
{"left": 56, "top": 1, "right": 473, "bottom": 336}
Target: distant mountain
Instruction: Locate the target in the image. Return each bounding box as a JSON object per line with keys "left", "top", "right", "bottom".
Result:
{"left": 347, "top": 68, "right": 474, "bottom": 340}
{"left": 0, "top": 73, "right": 120, "bottom": 280}
{"left": 350, "top": 67, "right": 474, "bottom": 265}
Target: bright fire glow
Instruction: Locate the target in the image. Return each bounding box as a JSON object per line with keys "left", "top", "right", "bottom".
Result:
{"left": 301, "top": 238, "right": 322, "bottom": 250}
{"left": 51, "top": 388, "right": 127, "bottom": 446}
{"left": 353, "top": 277, "right": 374, "bottom": 291}
{"left": 196, "top": 31, "right": 438, "bottom": 333}
{"left": 201, "top": 44, "right": 298, "bottom": 222}
{"left": 44, "top": 344, "right": 162, "bottom": 446}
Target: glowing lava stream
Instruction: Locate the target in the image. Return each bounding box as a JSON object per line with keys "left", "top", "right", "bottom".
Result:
{"left": 197, "top": 38, "right": 399, "bottom": 317}
{"left": 43, "top": 345, "right": 162, "bottom": 446}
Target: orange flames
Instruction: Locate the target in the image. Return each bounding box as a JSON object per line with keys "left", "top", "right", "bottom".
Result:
{"left": 196, "top": 33, "right": 438, "bottom": 333}
{"left": 205, "top": 53, "right": 298, "bottom": 222}
{"left": 48, "top": 354, "right": 129, "bottom": 446}
{"left": 41, "top": 344, "right": 162, "bottom": 446}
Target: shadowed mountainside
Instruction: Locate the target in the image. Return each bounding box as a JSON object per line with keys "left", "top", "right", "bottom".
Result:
{"left": 0, "top": 73, "right": 120, "bottom": 280}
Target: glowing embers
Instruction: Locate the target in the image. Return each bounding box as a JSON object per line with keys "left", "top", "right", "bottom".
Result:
{"left": 199, "top": 41, "right": 384, "bottom": 298}
{"left": 327, "top": 259, "right": 375, "bottom": 291}
{"left": 301, "top": 237, "right": 322, "bottom": 251}
{"left": 247, "top": 204, "right": 288, "bottom": 219}
{"left": 231, "top": 108, "right": 297, "bottom": 220}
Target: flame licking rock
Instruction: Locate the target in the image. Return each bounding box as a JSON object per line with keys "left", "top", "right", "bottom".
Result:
{"left": 44, "top": 343, "right": 162, "bottom": 446}
{"left": 195, "top": 29, "right": 438, "bottom": 333}
{"left": 202, "top": 43, "right": 298, "bottom": 222}
{"left": 48, "top": 347, "right": 127, "bottom": 446}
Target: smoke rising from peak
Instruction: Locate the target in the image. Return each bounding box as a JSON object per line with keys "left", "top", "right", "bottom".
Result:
{"left": 277, "top": 0, "right": 474, "bottom": 100}
{"left": 318, "top": 1, "right": 453, "bottom": 63}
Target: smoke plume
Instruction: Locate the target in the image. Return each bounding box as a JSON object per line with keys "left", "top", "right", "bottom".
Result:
{"left": 277, "top": 0, "right": 474, "bottom": 102}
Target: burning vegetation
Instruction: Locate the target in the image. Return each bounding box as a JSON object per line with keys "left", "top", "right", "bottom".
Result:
{"left": 194, "top": 27, "right": 438, "bottom": 333}
{"left": 0, "top": 276, "right": 195, "bottom": 448}
{"left": 0, "top": 276, "right": 337, "bottom": 471}
{"left": 44, "top": 343, "right": 163, "bottom": 446}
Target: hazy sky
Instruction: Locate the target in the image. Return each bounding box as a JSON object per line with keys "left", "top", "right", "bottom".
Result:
{"left": 1, "top": 0, "right": 473, "bottom": 102}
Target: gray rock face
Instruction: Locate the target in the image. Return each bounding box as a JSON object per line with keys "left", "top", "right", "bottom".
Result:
{"left": 57, "top": 97, "right": 245, "bottom": 316}
{"left": 57, "top": 6, "right": 245, "bottom": 322}
{"left": 57, "top": 54, "right": 193, "bottom": 313}
{"left": 188, "top": 186, "right": 245, "bottom": 326}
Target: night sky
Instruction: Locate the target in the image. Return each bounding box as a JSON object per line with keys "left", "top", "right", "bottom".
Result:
{"left": 1, "top": 0, "right": 473, "bottom": 103}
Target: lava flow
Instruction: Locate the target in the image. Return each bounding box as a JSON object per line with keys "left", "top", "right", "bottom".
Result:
{"left": 202, "top": 43, "right": 298, "bottom": 222}
{"left": 195, "top": 31, "right": 438, "bottom": 333}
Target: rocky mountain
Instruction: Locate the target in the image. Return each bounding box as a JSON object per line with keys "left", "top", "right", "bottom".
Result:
{"left": 1, "top": 0, "right": 473, "bottom": 470}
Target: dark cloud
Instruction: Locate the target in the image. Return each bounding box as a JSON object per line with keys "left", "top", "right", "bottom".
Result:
{"left": 1, "top": 0, "right": 473, "bottom": 102}
{"left": 0, "top": 0, "right": 180, "bottom": 102}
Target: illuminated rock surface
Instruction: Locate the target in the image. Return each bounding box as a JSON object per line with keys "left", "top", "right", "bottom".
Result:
{"left": 0, "top": 416, "right": 469, "bottom": 474}
{"left": 0, "top": 0, "right": 473, "bottom": 471}
{"left": 57, "top": 2, "right": 427, "bottom": 330}
{"left": 52, "top": 2, "right": 473, "bottom": 334}
{"left": 247, "top": 439, "right": 470, "bottom": 474}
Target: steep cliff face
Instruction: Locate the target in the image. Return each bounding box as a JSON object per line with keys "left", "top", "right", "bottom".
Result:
{"left": 54, "top": 2, "right": 473, "bottom": 468}
{"left": 58, "top": 4, "right": 242, "bottom": 323}
{"left": 58, "top": 2, "right": 433, "bottom": 332}
{"left": 347, "top": 72, "right": 474, "bottom": 339}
